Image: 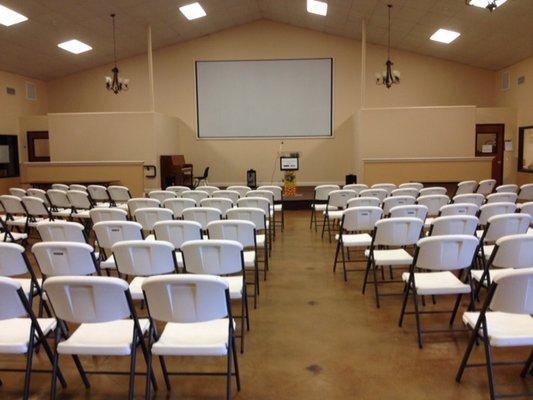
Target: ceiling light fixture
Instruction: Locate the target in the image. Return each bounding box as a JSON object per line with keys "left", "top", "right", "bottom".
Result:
{"left": 179, "top": 2, "right": 206, "bottom": 20}
{"left": 0, "top": 4, "right": 27, "bottom": 26}
{"left": 466, "top": 0, "right": 507, "bottom": 12}
{"left": 307, "top": 0, "right": 328, "bottom": 16}
{"left": 430, "top": 28, "right": 461, "bottom": 44}
{"left": 105, "top": 14, "right": 129, "bottom": 94}
{"left": 375, "top": 4, "right": 400, "bottom": 89}
{"left": 57, "top": 39, "right": 92, "bottom": 54}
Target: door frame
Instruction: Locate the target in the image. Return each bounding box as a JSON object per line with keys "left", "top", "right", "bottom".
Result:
{"left": 27, "top": 131, "right": 50, "bottom": 162}
{"left": 475, "top": 124, "right": 504, "bottom": 185}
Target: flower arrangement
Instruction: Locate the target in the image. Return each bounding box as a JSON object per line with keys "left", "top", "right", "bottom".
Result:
{"left": 283, "top": 171, "right": 297, "bottom": 197}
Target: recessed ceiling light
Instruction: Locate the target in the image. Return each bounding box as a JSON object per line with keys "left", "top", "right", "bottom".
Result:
{"left": 0, "top": 4, "right": 28, "bottom": 26}
{"left": 467, "top": 0, "right": 507, "bottom": 10}
{"left": 57, "top": 39, "right": 93, "bottom": 54}
{"left": 307, "top": 0, "right": 328, "bottom": 16}
{"left": 430, "top": 29, "right": 461, "bottom": 44}
{"left": 179, "top": 2, "right": 206, "bottom": 20}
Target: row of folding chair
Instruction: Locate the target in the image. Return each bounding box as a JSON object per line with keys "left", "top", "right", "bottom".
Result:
{"left": 456, "top": 179, "right": 533, "bottom": 199}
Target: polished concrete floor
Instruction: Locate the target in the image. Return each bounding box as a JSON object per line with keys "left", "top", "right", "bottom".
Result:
{"left": 1, "top": 210, "right": 532, "bottom": 399}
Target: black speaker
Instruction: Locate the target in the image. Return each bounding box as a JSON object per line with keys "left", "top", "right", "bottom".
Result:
{"left": 345, "top": 174, "right": 357, "bottom": 185}
{"left": 247, "top": 169, "right": 257, "bottom": 189}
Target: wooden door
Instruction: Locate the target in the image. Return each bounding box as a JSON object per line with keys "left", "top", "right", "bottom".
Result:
{"left": 475, "top": 124, "right": 504, "bottom": 185}
{"left": 27, "top": 131, "right": 50, "bottom": 162}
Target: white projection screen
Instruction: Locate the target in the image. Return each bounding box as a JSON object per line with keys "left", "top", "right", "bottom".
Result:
{"left": 195, "top": 58, "right": 333, "bottom": 138}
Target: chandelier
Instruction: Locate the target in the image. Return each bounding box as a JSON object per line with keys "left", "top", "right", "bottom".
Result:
{"left": 375, "top": 4, "right": 400, "bottom": 89}
{"left": 105, "top": 14, "right": 129, "bottom": 94}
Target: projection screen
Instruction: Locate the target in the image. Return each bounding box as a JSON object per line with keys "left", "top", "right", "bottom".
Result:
{"left": 195, "top": 58, "right": 333, "bottom": 138}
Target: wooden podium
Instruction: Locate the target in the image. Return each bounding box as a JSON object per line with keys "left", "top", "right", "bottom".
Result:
{"left": 160, "top": 155, "right": 193, "bottom": 188}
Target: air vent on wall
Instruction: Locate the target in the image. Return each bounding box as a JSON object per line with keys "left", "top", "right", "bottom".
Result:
{"left": 500, "top": 71, "right": 510, "bottom": 91}
{"left": 518, "top": 75, "right": 526, "bottom": 86}
{"left": 6, "top": 87, "right": 15, "bottom": 95}
{"left": 25, "top": 82, "right": 36, "bottom": 101}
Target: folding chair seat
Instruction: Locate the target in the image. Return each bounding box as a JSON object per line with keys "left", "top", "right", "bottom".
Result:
{"left": 182, "top": 190, "right": 209, "bottom": 204}
{"left": 429, "top": 215, "right": 479, "bottom": 237}
{"left": 46, "top": 190, "right": 73, "bottom": 218}
{"left": 382, "top": 196, "right": 416, "bottom": 216}
{"left": 456, "top": 270, "right": 533, "bottom": 400}
{"left": 89, "top": 207, "right": 128, "bottom": 223}
{"left": 43, "top": 276, "right": 153, "bottom": 400}
{"left": 148, "top": 190, "right": 176, "bottom": 203}
{"left": 370, "top": 183, "right": 397, "bottom": 194}
{"left": 333, "top": 206, "right": 383, "bottom": 281}
{"left": 348, "top": 197, "right": 381, "bottom": 208}
{"left": 134, "top": 207, "right": 173, "bottom": 240}
{"left": 87, "top": 185, "right": 111, "bottom": 207}
{"left": 322, "top": 189, "right": 358, "bottom": 242}
{"left": 226, "top": 186, "right": 251, "bottom": 198}
{"left": 165, "top": 186, "right": 191, "bottom": 196}
{"left": 127, "top": 198, "right": 160, "bottom": 217}
{"left": 476, "top": 179, "right": 496, "bottom": 196}
{"left": 309, "top": 184, "right": 340, "bottom": 231}
{"left": 455, "top": 180, "right": 478, "bottom": 195}
{"left": 142, "top": 275, "right": 240, "bottom": 399}
{"left": 389, "top": 205, "right": 428, "bottom": 221}
{"left": 343, "top": 183, "right": 368, "bottom": 195}
{"left": 399, "top": 235, "right": 479, "bottom": 348}
{"left": 399, "top": 182, "right": 423, "bottom": 190}
{"left": 93, "top": 221, "right": 144, "bottom": 272}
{"left": 419, "top": 187, "right": 447, "bottom": 196}
{"left": 153, "top": 220, "right": 203, "bottom": 269}
{"left": 201, "top": 198, "right": 234, "bottom": 218}
{"left": 163, "top": 198, "right": 196, "bottom": 219}
{"left": 111, "top": 240, "right": 178, "bottom": 300}
{"left": 417, "top": 194, "right": 450, "bottom": 228}
{"left": 107, "top": 185, "right": 132, "bottom": 209}
{"left": 363, "top": 217, "right": 424, "bottom": 308}
{"left": 496, "top": 184, "right": 519, "bottom": 193}
{"left": 518, "top": 183, "right": 533, "bottom": 202}
{"left": 486, "top": 192, "right": 518, "bottom": 204}
{"left": 212, "top": 190, "right": 240, "bottom": 203}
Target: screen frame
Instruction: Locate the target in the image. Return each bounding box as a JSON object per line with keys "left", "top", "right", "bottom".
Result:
{"left": 280, "top": 156, "right": 299, "bottom": 171}
{"left": 194, "top": 58, "right": 334, "bottom": 140}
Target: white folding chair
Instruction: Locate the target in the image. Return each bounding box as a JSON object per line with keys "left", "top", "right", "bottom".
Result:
{"left": 153, "top": 220, "right": 203, "bottom": 269}
{"left": 417, "top": 194, "right": 450, "bottom": 228}
{"left": 148, "top": 190, "right": 176, "bottom": 203}
{"left": 391, "top": 188, "right": 419, "bottom": 198}
{"left": 309, "top": 184, "right": 340, "bottom": 231}
{"left": 182, "top": 207, "right": 222, "bottom": 230}
{"left": 165, "top": 186, "right": 191, "bottom": 196}
{"left": 333, "top": 206, "right": 383, "bottom": 281}
{"left": 1, "top": 195, "right": 30, "bottom": 231}
{"left": 9, "top": 188, "right": 26, "bottom": 198}
{"left": 399, "top": 182, "right": 423, "bottom": 190}
{"left": 134, "top": 207, "right": 173, "bottom": 240}
{"left": 0, "top": 212, "right": 28, "bottom": 244}
{"left": 43, "top": 276, "right": 152, "bottom": 400}
{"left": 46, "top": 190, "right": 73, "bottom": 218}
{"left": 486, "top": 192, "right": 518, "bottom": 204}
{"left": 382, "top": 196, "right": 416, "bottom": 216}
{"left": 142, "top": 275, "right": 240, "bottom": 400}
{"left": 359, "top": 188, "right": 389, "bottom": 203}
{"left": 127, "top": 198, "right": 160, "bottom": 217}
{"left": 363, "top": 217, "right": 424, "bottom": 308}
{"left": 456, "top": 180, "right": 478, "bottom": 195}
{"left": 371, "top": 183, "right": 397, "bottom": 193}
{"left": 496, "top": 184, "right": 519, "bottom": 193}
{"left": 212, "top": 190, "right": 240, "bottom": 203}
{"left": 51, "top": 184, "right": 69, "bottom": 191}
{"left": 439, "top": 203, "right": 479, "bottom": 217}
{"left": 201, "top": 198, "right": 234, "bottom": 218}
{"left": 419, "top": 187, "right": 447, "bottom": 196}
{"left": 389, "top": 205, "right": 428, "bottom": 221}
{"left": 226, "top": 186, "right": 251, "bottom": 198}
{"left": 107, "top": 185, "right": 132, "bottom": 208}
{"left": 66, "top": 190, "right": 94, "bottom": 222}
{"left": 69, "top": 184, "right": 87, "bottom": 192}
{"left": 182, "top": 190, "right": 209, "bottom": 204}
{"left": 399, "top": 235, "right": 479, "bottom": 348}
{"left": 246, "top": 190, "right": 276, "bottom": 237}
{"left": 112, "top": 240, "right": 178, "bottom": 300}
{"left": 518, "top": 183, "right": 533, "bottom": 202}
{"left": 237, "top": 197, "right": 273, "bottom": 249}
{"left": 195, "top": 185, "right": 219, "bottom": 196}
{"left": 93, "top": 221, "right": 144, "bottom": 273}
{"left": 348, "top": 197, "right": 381, "bottom": 208}
{"left": 181, "top": 239, "right": 249, "bottom": 353}
{"left": 456, "top": 269, "right": 533, "bottom": 400}
{"left": 258, "top": 185, "right": 285, "bottom": 231}
{"left": 429, "top": 215, "right": 479, "bottom": 237}
{"left": 21, "top": 196, "right": 54, "bottom": 228}
{"left": 89, "top": 207, "right": 128, "bottom": 224}
{"left": 87, "top": 185, "right": 111, "bottom": 206}
{"left": 520, "top": 202, "right": 533, "bottom": 234}
{"left": 26, "top": 188, "right": 50, "bottom": 206}
{"left": 163, "top": 198, "right": 196, "bottom": 219}
{"left": 478, "top": 202, "right": 517, "bottom": 229}
{"left": 343, "top": 183, "right": 368, "bottom": 195}
{"left": 0, "top": 277, "right": 64, "bottom": 400}
{"left": 36, "top": 221, "right": 87, "bottom": 244}
{"left": 322, "top": 190, "right": 358, "bottom": 242}
{"left": 476, "top": 179, "right": 496, "bottom": 196}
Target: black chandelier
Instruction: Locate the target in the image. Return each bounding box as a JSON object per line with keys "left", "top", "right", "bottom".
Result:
{"left": 105, "top": 14, "right": 129, "bottom": 94}
{"left": 375, "top": 4, "right": 400, "bottom": 89}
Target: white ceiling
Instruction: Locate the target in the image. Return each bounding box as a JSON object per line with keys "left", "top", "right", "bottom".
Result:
{"left": 0, "top": 0, "right": 531, "bottom": 81}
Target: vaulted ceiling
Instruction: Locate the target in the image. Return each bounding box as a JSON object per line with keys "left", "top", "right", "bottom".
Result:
{"left": 0, "top": 0, "right": 531, "bottom": 81}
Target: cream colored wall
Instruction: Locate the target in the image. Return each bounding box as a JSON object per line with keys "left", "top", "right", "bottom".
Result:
{"left": 46, "top": 20, "right": 496, "bottom": 186}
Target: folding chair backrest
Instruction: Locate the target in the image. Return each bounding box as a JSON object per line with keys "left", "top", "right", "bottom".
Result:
{"left": 47, "top": 189, "right": 71, "bottom": 209}
{"left": 439, "top": 203, "right": 479, "bottom": 217}
{"left": 237, "top": 197, "right": 270, "bottom": 215}
{"left": 134, "top": 207, "right": 173, "bottom": 231}
{"left": 415, "top": 235, "right": 478, "bottom": 271}
{"left": 430, "top": 215, "right": 479, "bottom": 236}
{"left": 246, "top": 190, "right": 274, "bottom": 204}
{"left": 163, "top": 198, "right": 197, "bottom": 218}
{"left": 359, "top": 188, "right": 388, "bottom": 202}
{"left": 37, "top": 221, "right": 86, "bottom": 243}
{"left": 486, "top": 192, "right": 518, "bottom": 204}
{"left": 9, "top": 188, "right": 26, "bottom": 198}
{"left": 399, "top": 182, "right": 423, "bottom": 190}
{"left": 391, "top": 188, "right": 419, "bottom": 198}
{"left": 226, "top": 186, "right": 252, "bottom": 198}
{"left": 456, "top": 180, "right": 478, "bottom": 195}
{"left": 417, "top": 195, "right": 450, "bottom": 216}
{"left": 26, "top": 188, "right": 50, "bottom": 206}
{"left": 127, "top": 198, "right": 160, "bottom": 215}
{"left": 348, "top": 197, "right": 381, "bottom": 208}
{"left": 492, "top": 234, "right": 533, "bottom": 269}
{"left": 182, "top": 190, "right": 209, "bottom": 204}
{"left": 93, "top": 221, "right": 143, "bottom": 249}
{"left": 341, "top": 206, "right": 382, "bottom": 232}
{"left": 107, "top": 185, "right": 132, "bottom": 202}
{"left": 22, "top": 196, "right": 50, "bottom": 218}
{"left": 112, "top": 240, "right": 176, "bottom": 276}
{"left": 0, "top": 277, "right": 27, "bottom": 319}
{"left": 314, "top": 185, "right": 340, "bottom": 201}
{"left": 182, "top": 207, "right": 222, "bottom": 229}
{"left": 0, "top": 243, "right": 29, "bottom": 276}
{"left": 212, "top": 190, "right": 240, "bottom": 203}
{"left": 382, "top": 196, "right": 416, "bottom": 215}
{"left": 484, "top": 214, "right": 531, "bottom": 242}
{"left": 453, "top": 194, "right": 485, "bottom": 207}
{"left": 520, "top": 202, "right": 533, "bottom": 220}
{"left": 343, "top": 184, "right": 368, "bottom": 195}
{"left": 374, "top": 217, "right": 423, "bottom": 246}
{"left": 226, "top": 207, "right": 267, "bottom": 230}
{"left": 476, "top": 179, "right": 496, "bottom": 195}
{"left": 67, "top": 190, "right": 92, "bottom": 210}
{"left": 149, "top": 190, "right": 176, "bottom": 203}
{"left": 87, "top": 185, "right": 110, "bottom": 202}
{"left": 419, "top": 187, "right": 447, "bottom": 197}
{"left": 89, "top": 207, "right": 128, "bottom": 223}
{"left": 200, "top": 198, "right": 234, "bottom": 217}
{"left": 389, "top": 205, "right": 428, "bottom": 220}
{"left": 490, "top": 270, "right": 533, "bottom": 315}
{"left": 496, "top": 184, "right": 519, "bottom": 194}
{"left": 69, "top": 184, "right": 87, "bottom": 192}
{"left": 371, "top": 183, "right": 397, "bottom": 193}
{"left": 153, "top": 220, "right": 203, "bottom": 249}
{"left": 51, "top": 184, "right": 69, "bottom": 191}
{"left": 478, "top": 202, "right": 517, "bottom": 226}
{"left": 32, "top": 242, "right": 96, "bottom": 276}
{"left": 207, "top": 220, "right": 256, "bottom": 248}
{"left": 327, "top": 190, "right": 358, "bottom": 209}
{"left": 142, "top": 275, "right": 229, "bottom": 323}
{"left": 195, "top": 186, "right": 219, "bottom": 196}
{"left": 0, "top": 195, "right": 26, "bottom": 215}
{"left": 165, "top": 186, "right": 191, "bottom": 196}
{"left": 257, "top": 185, "right": 283, "bottom": 201}
{"left": 181, "top": 239, "right": 243, "bottom": 275}
{"left": 43, "top": 276, "right": 130, "bottom": 323}
{"left": 518, "top": 183, "right": 533, "bottom": 201}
